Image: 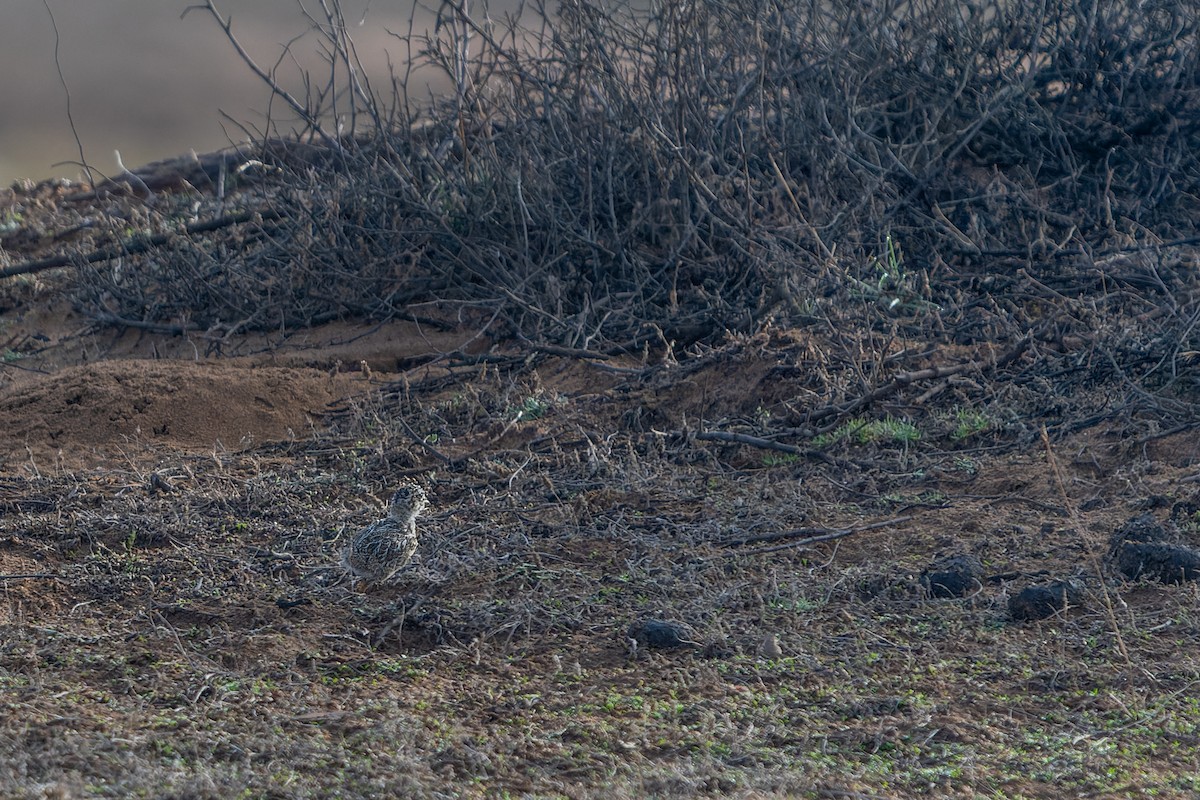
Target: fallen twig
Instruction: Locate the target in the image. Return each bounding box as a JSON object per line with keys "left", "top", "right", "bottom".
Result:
{"left": 395, "top": 416, "right": 454, "bottom": 466}
{"left": 88, "top": 313, "right": 196, "bottom": 335}
{"left": 806, "top": 334, "right": 1034, "bottom": 429}
{"left": 695, "top": 430, "right": 846, "bottom": 467}
{"left": 516, "top": 333, "right": 611, "bottom": 361}
{"left": 720, "top": 516, "right": 913, "bottom": 555}
{"left": 0, "top": 208, "right": 283, "bottom": 279}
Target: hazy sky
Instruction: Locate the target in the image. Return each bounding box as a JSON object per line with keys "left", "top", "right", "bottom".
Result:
{"left": 0, "top": 1, "right": 456, "bottom": 184}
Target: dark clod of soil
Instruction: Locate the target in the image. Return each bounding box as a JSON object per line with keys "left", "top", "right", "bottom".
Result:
{"left": 1009, "top": 580, "right": 1084, "bottom": 622}
{"left": 1107, "top": 512, "right": 1200, "bottom": 583}
{"left": 1109, "top": 513, "right": 1170, "bottom": 551}
{"left": 627, "top": 619, "right": 697, "bottom": 650}
{"left": 1114, "top": 542, "right": 1200, "bottom": 584}
{"left": 920, "top": 554, "right": 983, "bottom": 598}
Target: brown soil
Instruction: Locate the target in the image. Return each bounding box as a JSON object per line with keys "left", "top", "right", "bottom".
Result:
{"left": 0, "top": 359, "right": 346, "bottom": 461}
{"left": 0, "top": 291, "right": 486, "bottom": 469}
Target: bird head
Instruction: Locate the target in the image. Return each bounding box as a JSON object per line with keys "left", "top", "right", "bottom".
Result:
{"left": 387, "top": 483, "right": 429, "bottom": 519}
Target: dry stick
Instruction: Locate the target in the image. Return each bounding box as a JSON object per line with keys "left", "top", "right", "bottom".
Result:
{"left": 805, "top": 334, "right": 1034, "bottom": 428}
{"left": 394, "top": 416, "right": 453, "bottom": 466}
{"left": 450, "top": 413, "right": 529, "bottom": 467}
{"left": 1040, "top": 426, "right": 1132, "bottom": 668}
{"left": 42, "top": 0, "right": 96, "bottom": 191}
{"left": 976, "top": 233, "right": 1200, "bottom": 260}
{"left": 0, "top": 208, "right": 283, "bottom": 280}
{"left": 515, "top": 333, "right": 612, "bottom": 361}
{"left": 695, "top": 430, "right": 845, "bottom": 468}
{"left": 0, "top": 573, "right": 63, "bottom": 581}
{"left": 719, "top": 516, "right": 914, "bottom": 556}
{"left": 89, "top": 313, "right": 195, "bottom": 335}
{"left": 976, "top": 493, "right": 1069, "bottom": 517}
{"left": 373, "top": 597, "right": 427, "bottom": 649}
{"left": 181, "top": 2, "right": 341, "bottom": 152}
{"left": 692, "top": 338, "right": 1032, "bottom": 462}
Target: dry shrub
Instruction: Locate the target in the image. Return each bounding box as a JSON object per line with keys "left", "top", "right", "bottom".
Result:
{"left": 74, "top": 0, "right": 1200, "bottom": 354}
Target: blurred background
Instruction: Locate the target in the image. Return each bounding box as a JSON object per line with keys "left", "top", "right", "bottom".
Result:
{"left": 0, "top": 0, "right": 458, "bottom": 184}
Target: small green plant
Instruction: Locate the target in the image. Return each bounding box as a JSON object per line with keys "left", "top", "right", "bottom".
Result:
{"left": 813, "top": 416, "right": 921, "bottom": 447}
{"left": 871, "top": 417, "right": 921, "bottom": 444}
{"left": 847, "top": 233, "right": 941, "bottom": 314}
{"left": 1178, "top": 510, "right": 1200, "bottom": 534}
{"left": 769, "top": 596, "right": 821, "bottom": 612}
{"left": 762, "top": 453, "right": 800, "bottom": 467}
{"left": 510, "top": 395, "right": 551, "bottom": 421}
{"left": 812, "top": 421, "right": 858, "bottom": 447}
{"left": 0, "top": 210, "right": 22, "bottom": 235}
{"left": 952, "top": 456, "right": 978, "bottom": 474}
{"left": 950, "top": 407, "right": 990, "bottom": 441}
{"left": 872, "top": 233, "right": 906, "bottom": 296}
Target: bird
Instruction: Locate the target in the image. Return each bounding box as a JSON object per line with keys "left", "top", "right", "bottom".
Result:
{"left": 757, "top": 633, "right": 783, "bottom": 660}
{"left": 342, "top": 482, "right": 430, "bottom": 585}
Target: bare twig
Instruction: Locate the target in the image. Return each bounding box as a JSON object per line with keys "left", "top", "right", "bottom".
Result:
{"left": 395, "top": 416, "right": 454, "bottom": 466}
{"left": 42, "top": 0, "right": 95, "bottom": 190}
{"left": 695, "top": 430, "right": 845, "bottom": 467}
{"left": 1040, "top": 427, "right": 1132, "bottom": 668}
{"left": 516, "top": 334, "right": 612, "bottom": 361}
{"left": 181, "top": 2, "right": 341, "bottom": 151}
{"left": 0, "top": 208, "right": 283, "bottom": 279}
{"left": 719, "top": 516, "right": 915, "bottom": 555}
{"left": 807, "top": 335, "right": 1034, "bottom": 430}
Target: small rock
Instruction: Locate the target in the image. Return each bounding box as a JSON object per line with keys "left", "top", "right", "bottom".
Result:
{"left": 1114, "top": 541, "right": 1200, "bottom": 584}
{"left": 920, "top": 554, "right": 983, "bottom": 598}
{"left": 626, "top": 619, "right": 697, "bottom": 650}
{"left": 1009, "top": 580, "right": 1084, "bottom": 621}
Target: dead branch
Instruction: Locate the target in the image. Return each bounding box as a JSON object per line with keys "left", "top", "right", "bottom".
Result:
{"left": 181, "top": 2, "right": 341, "bottom": 150}
{"left": 807, "top": 335, "right": 1034, "bottom": 429}
{"left": 395, "top": 416, "right": 454, "bottom": 466}
{"left": 0, "top": 208, "right": 282, "bottom": 280}
{"left": 720, "top": 516, "right": 914, "bottom": 555}
{"left": 89, "top": 313, "right": 195, "bottom": 335}
{"left": 695, "top": 430, "right": 845, "bottom": 467}
{"left": 516, "top": 334, "right": 612, "bottom": 361}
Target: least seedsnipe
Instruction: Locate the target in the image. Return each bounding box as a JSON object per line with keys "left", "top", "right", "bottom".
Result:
{"left": 343, "top": 482, "right": 430, "bottom": 584}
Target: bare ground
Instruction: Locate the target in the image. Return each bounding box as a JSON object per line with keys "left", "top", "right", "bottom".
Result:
{"left": 1, "top": 195, "right": 1200, "bottom": 800}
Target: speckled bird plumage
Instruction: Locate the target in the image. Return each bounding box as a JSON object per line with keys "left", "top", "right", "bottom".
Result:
{"left": 342, "top": 483, "right": 430, "bottom": 583}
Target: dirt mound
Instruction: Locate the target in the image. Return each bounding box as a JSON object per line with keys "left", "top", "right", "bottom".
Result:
{"left": 0, "top": 359, "right": 354, "bottom": 462}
